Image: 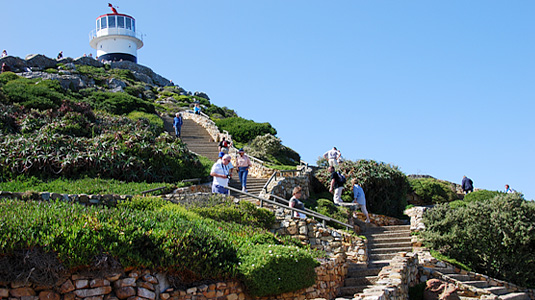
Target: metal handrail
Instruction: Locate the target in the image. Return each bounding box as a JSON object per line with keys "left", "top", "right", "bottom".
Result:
{"left": 226, "top": 186, "right": 354, "bottom": 230}
{"left": 262, "top": 171, "right": 279, "bottom": 192}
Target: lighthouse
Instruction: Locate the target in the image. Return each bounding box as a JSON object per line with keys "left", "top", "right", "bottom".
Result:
{"left": 89, "top": 4, "right": 143, "bottom": 63}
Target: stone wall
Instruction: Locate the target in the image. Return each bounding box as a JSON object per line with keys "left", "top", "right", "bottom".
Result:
{"left": 270, "top": 213, "right": 367, "bottom": 263}
{"left": 259, "top": 171, "right": 311, "bottom": 200}
{"left": 0, "top": 255, "right": 348, "bottom": 300}
{"left": 354, "top": 252, "right": 419, "bottom": 300}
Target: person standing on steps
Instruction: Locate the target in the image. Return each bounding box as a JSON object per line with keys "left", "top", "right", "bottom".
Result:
{"left": 210, "top": 154, "right": 232, "bottom": 195}
{"left": 329, "top": 166, "right": 344, "bottom": 205}
{"left": 289, "top": 186, "right": 306, "bottom": 219}
{"left": 461, "top": 176, "right": 474, "bottom": 194}
{"left": 236, "top": 148, "right": 252, "bottom": 192}
{"left": 193, "top": 102, "right": 201, "bottom": 115}
{"left": 218, "top": 137, "right": 231, "bottom": 154}
{"left": 172, "top": 112, "right": 183, "bottom": 138}
{"left": 323, "top": 147, "right": 341, "bottom": 168}
{"left": 218, "top": 151, "right": 234, "bottom": 179}
{"left": 351, "top": 178, "right": 370, "bottom": 223}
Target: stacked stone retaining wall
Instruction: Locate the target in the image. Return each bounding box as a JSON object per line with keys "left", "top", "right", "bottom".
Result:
{"left": 354, "top": 253, "right": 419, "bottom": 300}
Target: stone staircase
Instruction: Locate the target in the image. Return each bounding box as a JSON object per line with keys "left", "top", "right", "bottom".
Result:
{"left": 427, "top": 266, "right": 530, "bottom": 300}
{"left": 162, "top": 114, "right": 268, "bottom": 199}
{"left": 338, "top": 225, "right": 412, "bottom": 298}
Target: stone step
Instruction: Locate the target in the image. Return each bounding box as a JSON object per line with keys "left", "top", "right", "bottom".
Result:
{"left": 366, "top": 231, "right": 411, "bottom": 239}
{"left": 499, "top": 292, "right": 529, "bottom": 300}
{"left": 369, "top": 241, "right": 412, "bottom": 249}
{"left": 344, "top": 276, "right": 378, "bottom": 286}
{"left": 366, "top": 225, "right": 410, "bottom": 232}
{"left": 367, "top": 260, "right": 390, "bottom": 269}
{"left": 447, "top": 274, "right": 471, "bottom": 281}
{"left": 347, "top": 267, "right": 381, "bottom": 277}
{"left": 462, "top": 280, "right": 488, "bottom": 288}
{"left": 485, "top": 286, "right": 509, "bottom": 295}
{"left": 339, "top": 285, "right": 368, "bottom": 296}
{"left": 370, "top": 247, "right": 412, "bottom": 255}
{"left": 369, "top": 253, "right": 399, "bottom": 261}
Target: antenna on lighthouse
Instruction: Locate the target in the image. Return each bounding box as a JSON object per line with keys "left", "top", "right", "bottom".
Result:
{"left": 108, "top": 3, "right": 119, "bottom": 14}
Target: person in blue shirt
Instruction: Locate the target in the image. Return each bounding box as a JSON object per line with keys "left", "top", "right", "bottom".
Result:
{"left": 352, "top": 178, "right": 370, "bottom": 223}
{"left": 173, "top": 113, "right": 183, "bottom": 138}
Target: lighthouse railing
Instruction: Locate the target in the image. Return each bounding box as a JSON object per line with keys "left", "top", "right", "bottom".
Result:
{"left": 89, "top": 28, "right": 143, "bottom": 42}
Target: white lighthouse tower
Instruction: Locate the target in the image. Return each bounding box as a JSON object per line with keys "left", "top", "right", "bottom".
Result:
{"left": 89, "top": 4, "right": 143, "bottom": 63}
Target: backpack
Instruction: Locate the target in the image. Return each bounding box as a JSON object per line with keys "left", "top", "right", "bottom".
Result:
{"left": 337, "top": 172, "right": 346, "bottom": 185}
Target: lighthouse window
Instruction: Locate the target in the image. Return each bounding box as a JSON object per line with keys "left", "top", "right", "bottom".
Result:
{"left": 132, "top": 19, "right": 136, "bottom": 32}
{"left": 97, "top": 18, "right": 100, "bottom": 30}
{"left": 126, "top": 18, "right": 132, "bottom": 30}
{"left": 117, "top": 16, "right": 125, "bottom": 28}
{"left": 101, "top": 17, "right": 107, "bottom": 29}
{"left": 108, "top": 16, "right": 116, "bottom": 28}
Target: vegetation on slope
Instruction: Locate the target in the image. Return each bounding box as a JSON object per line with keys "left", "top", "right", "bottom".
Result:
{"left": 421, "top": 193, "right": 535, "bottom": 288}
{"left": 0, "top": 196, "right": 320, "bottom": 296}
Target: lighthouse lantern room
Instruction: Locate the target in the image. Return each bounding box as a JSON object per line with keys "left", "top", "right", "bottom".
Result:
{"left": 89, "top": 4, "right": 143, "bottom": 63}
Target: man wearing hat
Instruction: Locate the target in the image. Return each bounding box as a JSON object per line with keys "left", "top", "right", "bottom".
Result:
{"left": 236, "top": 148, "right": 252, "bottom": 192}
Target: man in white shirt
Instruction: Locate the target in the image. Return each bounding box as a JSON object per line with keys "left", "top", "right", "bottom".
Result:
{"left": 210, "top": 154, "right": 232, "bottom": 194}
{"left": 323, "top": 147, "right": 340, "bottom": 168}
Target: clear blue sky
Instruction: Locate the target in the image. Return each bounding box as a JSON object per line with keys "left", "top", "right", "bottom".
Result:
{"left": 2, "top": 1, "right": 534, "bottom": 200}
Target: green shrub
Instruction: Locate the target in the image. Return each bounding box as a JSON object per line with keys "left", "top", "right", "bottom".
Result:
{"left": 409, "top": 178, "right": 458, "bottom": 204}
{"left": 116, "top": 196, "right": 169, "bottom": 211}
{"left": 245, "top": 134, "right": 300, "bottom": 166}
{"left": 238, "top": 244, "right": 319, "bottom": 297}
{"left": 192, "top": 200, "right": 275, "bottom": 229}
{"left": 315, "top": 198, "right": 350, "bottom": 229}
{"left": 0, "top": 72, "right": 20, "bottom": 84}
{"left": 215, "top": 117, "right": 277, "bottom": 143}
{"left": 463, "top": 190, "right": 504, "bottom": 203}
{"left": 0, "top": 176, "right": 178, "bottom": 195}
{"left": 315, "top": 160, "right": 409, "bottom": 217}
{"left": 3, "top": 78, "right": 67, "bottom": 110}
{"left": 127, "top": 111, "right": 164, "bottom": 134}
{"left": 0, "top": 199, "right": 239, "bottom": 282}
{"left": 87, "top": 91, "right": 154, "bottom": 115}
{"left": 421, "top": 193, "right": 535, "bottom": 288}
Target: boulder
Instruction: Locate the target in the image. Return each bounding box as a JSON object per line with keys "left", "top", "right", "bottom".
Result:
{"left": 73, "top": 56, "right": 104, "bottom": 68}
{"left": 25, "top": 54, "right": 57, "bottom": 70}
{"left": 0, "top": 56, "right": 27, "bottom": 72}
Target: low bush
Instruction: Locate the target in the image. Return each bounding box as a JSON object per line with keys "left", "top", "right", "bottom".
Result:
{"left": 0, "top": 199, "right": 239, "bottom": 283}
{"left": 463, "top": 190, "right": 504, "bottom": 203}
{"left": 238, "top": 244, "right": 319, "bottom": 297}
{"left": 192, "top": 200, "right": 275, "bottom": 229}
{"left": 314, "top": 198, "right": 350, "bottom": 229}
{"left": 86, "top": 91, "right": 155, "bottom": 115}
{"left": 215, "top": 117, "right": 277, "bottom": 143}
{"left": 2, "top": 78, "right": 67, "bottom": 110}
{"left": 409, "top": 177, "right": 458, "bottom": 204}
{"left": 127, "top": 111, "right": 164, "bottom": 135}
{"left": 421, "top": 193, "right": 535, "bottom": 288}
{"left": 245, "top": 134, "right": 300, "bottom": 166}
{"left": 0, "top": 176, "right": 178, "bottom": 195}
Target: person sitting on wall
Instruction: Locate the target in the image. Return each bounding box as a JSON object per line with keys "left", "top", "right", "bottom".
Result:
{"left": 193, "top": 102, "right": 201, "bottom": 115}
{"left": 289, "top": 186, "right": 306, "bottom": 219}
